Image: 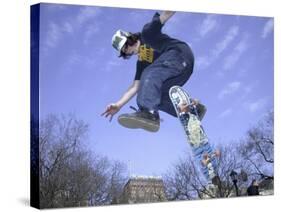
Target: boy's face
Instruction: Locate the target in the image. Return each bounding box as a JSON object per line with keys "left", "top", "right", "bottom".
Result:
{"left": 121, "top": 40, "right": 140, "bottom": 56}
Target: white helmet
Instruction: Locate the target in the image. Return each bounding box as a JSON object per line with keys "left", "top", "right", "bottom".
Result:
{"left": 112, "top": 30, "right": 130, "bottom": 52}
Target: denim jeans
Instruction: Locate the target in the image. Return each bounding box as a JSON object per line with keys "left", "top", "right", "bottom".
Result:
{"left": 137, "top": 45, "right": 194, "bottom": 117}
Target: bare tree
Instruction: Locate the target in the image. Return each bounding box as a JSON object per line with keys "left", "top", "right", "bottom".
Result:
{"left": 39, "top": 114, "right": 89, "bottom": 208}
{"left": 164, "top": 155, "right": 213, "bottom": 200}
{"left": 87, "top": 158, "right": 128, "bottom": 205}
{"left": 215, "top": 143, "right": 248, "bottom": 197}
{"left": 239, "top": 111, "right": 274, "bottom": 180}
{"left": 38, "top": 114, "right": 127, "bottom": 208}
{"left": 163, "top": 143, "right": 248, "bottom": 200}
{"left": 106, "top": 161, "right": 128, "bottom": 204}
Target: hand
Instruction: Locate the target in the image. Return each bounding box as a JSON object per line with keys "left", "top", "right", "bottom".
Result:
{"left": 159, "top": 11, "right": 176, "bottom": 24}
{"left": 101, "top": 103, "right": 120, "bottom": 122}
{"left": 178, "top": 101, "right": 189, "bottom": 113}
{"left": 178, "top": 99, "right": 200, "bottom": 113}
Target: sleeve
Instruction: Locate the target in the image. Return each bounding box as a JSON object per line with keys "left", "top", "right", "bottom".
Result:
{"left": 143, "top": 12, "right": 163, "bottom": 34}
{"left": 134, "top": 60, "right": 144, "bottom": 80}
{"left": 141, "top": 12, "right": 168, "bottom": 46}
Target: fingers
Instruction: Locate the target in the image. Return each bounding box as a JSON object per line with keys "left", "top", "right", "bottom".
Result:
{"left": 101, "top": 111, "right": 114, "bottom": 121}
{"left": 104, "top": 112, "right": 114, "bottom": 122}
{"left": 101, "top": 104, "right": 112, "bottom": 116}
{"left": 101, "top": 109, "right": 110, "bottom": 116}
{"left": 101, "top": 104, "right": 119, "bottom": 122}
{"left": 101, "top": 106, "right": 114, "bottom": 121}
{"left": 106, "top": 112, "right": 113, "bottom": 119}
{"left": 101, "top": 110, "right": 107, "bottom": 116}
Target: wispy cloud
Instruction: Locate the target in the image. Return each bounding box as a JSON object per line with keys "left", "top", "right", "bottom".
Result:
{"left": 43, "top": 6, "right": 101, "bottom": 51}
{"left": 212, "top": 26, "right": 239, "bottom": 57}
{"left": 222, "top": 34, "right": 249, "bottom": 71}
{"left": 128, "top": 10, "right": 152, "bottom": 23}
{"left": 164, "top": 12, "right": 190, "bottom": 35}
{"left": 196, "top": 56, "right": 211, "bottom": 69}
{"left": 63, "top": 21, "right": 74, "bottom": 33}
{"left": 218, "top": 81, "right": 241, "bottom": 100}
{"left": 196, "top": 25, "right": 239, "bottom": 70}
{"left": 236, "top": 81, "right": 260, "bottom": 103}
{"left": 76, "top": 7, "right": 101, "bottom": 25}
{"left": 242, "top": 81, "right": 259, "bottom": 97}
{"left": 45, "top": 22, "right": 62, "bottom": 48}
{"left": 261, "top": 19, "right": 273, "bottom": 39}
{"left": 59, "top": 50, "right": 97, "bottom": 77}
{"left": 43, "top": 20, "right": 76, "bottom": 54}
{"left": 198, "top": 15, "right": 219, "bottom": 38}
{"left": 218, "top": 108, "right": 233, "bottom": 118}
{"left": 44, "top": 3, "right": 67, "bottom": 12}
{"left": 244, "top": 97, "right": 268, "bottom": 113}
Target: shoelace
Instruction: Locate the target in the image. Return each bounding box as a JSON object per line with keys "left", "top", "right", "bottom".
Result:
{"left": 129, "top": 105, "right": 138, "bottom": 112}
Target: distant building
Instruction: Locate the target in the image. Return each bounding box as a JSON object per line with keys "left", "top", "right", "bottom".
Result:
{"left": 119, "top": 176, "right": 167, "bottom": 204}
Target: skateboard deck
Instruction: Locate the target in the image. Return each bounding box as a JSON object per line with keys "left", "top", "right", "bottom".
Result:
{"left": 169, "top": 86, "right": 219, "bottom": 183}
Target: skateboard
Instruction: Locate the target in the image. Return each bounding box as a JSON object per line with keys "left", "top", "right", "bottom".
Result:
{"left": 169, "top": 86, "right": 220, "bottom": 184}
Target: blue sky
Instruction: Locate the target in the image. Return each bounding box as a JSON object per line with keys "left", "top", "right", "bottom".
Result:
{"left": 38, "top": 3, "right": 274, "bottom": 176}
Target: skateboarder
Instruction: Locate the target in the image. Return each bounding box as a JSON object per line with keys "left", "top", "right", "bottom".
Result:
{"left": 102, "top": 11, "right": 205, "bottom": 132}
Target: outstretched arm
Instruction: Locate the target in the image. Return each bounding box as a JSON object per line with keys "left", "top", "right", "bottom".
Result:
{"left": 159, "top": 11, "right": 176, "bottom": 24}
{"left": 101, "top": 80, "right": 140, "bottom": 121}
